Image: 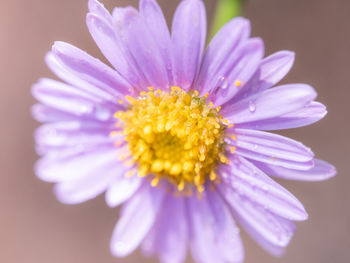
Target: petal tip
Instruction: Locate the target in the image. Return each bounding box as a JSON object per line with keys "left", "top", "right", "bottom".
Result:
{"left": 298, "top": 209, "right": 309, "bottom": 221}
{"left": 88, "top": 0, "right": 102, "bottom": 10}
{"left": 110, "top": 240, "right": 130, "bottom": 258}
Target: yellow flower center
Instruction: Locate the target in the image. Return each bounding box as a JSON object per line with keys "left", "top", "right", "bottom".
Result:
{"left": 113, "top": 87, "right": 231, "bottom": 193}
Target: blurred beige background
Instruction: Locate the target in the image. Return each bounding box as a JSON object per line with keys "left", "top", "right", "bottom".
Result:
{"left": 0, "top": 0, "right": 349, "bottom": 262}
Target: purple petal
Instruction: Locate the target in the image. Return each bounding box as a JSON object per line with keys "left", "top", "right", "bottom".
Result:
{"left": 45, "top": 53, "right": 117, "bottom": 102}
{"left": 218, "top": 181, "right": 296, "bottom": 248}
{"left": 246, "top": 228, "right": 286, "bottom": 257}
{"left": 195, "top": 17, "right": 251, "bottom": 94}
{"left": 88, "top": 0, "right": 113, "bottom": 24}
{"left": 86, "top": 13, "right": 138, "bottom": 87}
{"left": 210, "top": 38, "right": 265, "bottom": 106}
{"left": 230, "top": 195, "right": 293, "bottom": 256}
{"left": 231, "top": 50, "right": 295, "bottom": 103}
{"left": 254, "top": 158, "right": 337, "bottom": 181}
{"left": 188, "top": 191, "right": 244, "bottom": 263}
{"left": 228, "top": 128, "right": 314, "bottom": 170}
{"left": 110, "top": 6, "right": 152, "bottom": 89}
{"left": 51, "top": 41, "right": 132, "bottom": 99}
{"left": 234, "top": 149, "right": 314, "bottom": 171}
{"left": 35, "top": 145, "right": 118, "bottom": 183}
{"left": 54, "top": 160, "right": 120, "bottom": 204}
{"left": 172, "top": 0, "right": 206, "bottom": 91}
{"left": 236, "top": 101, "right": 327, "bottom": 130}
{"left": 34, "top": 121, "right": 116, "bottom": 155}
{"left": 221, "top": 84, "right": 317, "bottom": 124}
{"left": 105, "top": 175, "right": 143, "bottom": 207}
{"left": 32, "top": 104, "right": 78, "bottom": 123}
{"left": 255, "top": 50, "right": 295, "bottom": 90}
{"left": 115, "top": 8, "right": 169, "bottom": 90}
{"left": 139, "top": 0, "right": 174, "bottom": 85}
{"left": 220, "top": 157, "right": 308, "bottom": 221}
{"left": 141, "top": 196, "right": 188, "bottom": 263}
{"left": 111, "top": 184, "right": 165, "bottom": 257}
{"left": 87, "top": 3, "right": 148, "bottom": 89}
{"left": 32, "top": 78, "right": 118, "bottom": 121}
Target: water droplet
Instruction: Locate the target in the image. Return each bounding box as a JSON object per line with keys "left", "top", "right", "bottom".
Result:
{"left": 262, "top": 185, "right": 269, "bottom": 192}
{"left": 94, "top": 107, "right": 111, "bottom": 121}
{"left": 80, "top": 105, "right": 90, "bottom": 114}
{"left": 219, "top": 76, "right": 229, "bottom": 89}
{"left": 249, "top": 101, "right": 256, "bottom": 112}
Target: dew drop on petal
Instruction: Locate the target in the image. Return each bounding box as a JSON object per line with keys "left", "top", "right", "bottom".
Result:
{"left": 80, "top": 105, "right": 91, "bottom": 114}
{"left": 219, "top": 76, "right": 229, "bottom": 89}
{"left": 262, "top": 185, "right": 269, "bottom": 193}
{"left": 249, "top": 101, "right": 256, "bottom": 112}
{"left": 94, "top": 106, "right": 111, "bottom": 121}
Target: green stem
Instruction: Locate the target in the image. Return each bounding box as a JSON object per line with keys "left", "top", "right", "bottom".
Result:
{"left": 209, "top": 0, "right": 243, "bottom": 40}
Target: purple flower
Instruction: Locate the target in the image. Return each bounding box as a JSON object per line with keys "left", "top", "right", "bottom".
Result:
{"left": 32, "top": 0, "right": 336, "bottom": 262}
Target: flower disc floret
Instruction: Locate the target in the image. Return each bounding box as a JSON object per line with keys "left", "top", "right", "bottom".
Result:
{"left": 114, "top": 87, "right": 228, "bottom": 193}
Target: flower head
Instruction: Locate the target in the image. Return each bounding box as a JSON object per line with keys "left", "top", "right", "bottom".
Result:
{"left": 32, "top": 0, "right": 337, "bottom": 262}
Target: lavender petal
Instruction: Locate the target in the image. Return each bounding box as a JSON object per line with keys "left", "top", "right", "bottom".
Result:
{"left": 254, "top": 158, "right": 337, "bottom": 181}
{"left": 110, "top": 184, "right": 165, "bottom": 257}
{"left": 172, "top": 0, "right": 206, "bottom": 91}
{"left": 221, "top": 84, "right": 317, "bottom": 124}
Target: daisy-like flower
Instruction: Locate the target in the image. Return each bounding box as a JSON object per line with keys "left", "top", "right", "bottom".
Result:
{"left": 32, "top": 0, "right": 337, "bottom": 262}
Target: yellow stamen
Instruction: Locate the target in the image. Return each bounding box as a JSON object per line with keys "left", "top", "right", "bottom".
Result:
{"left": 114, "top": 87, "right": 231, "bottom": 193}
{"left": 109, "top": 131, "right": 119, "bottom": 137}
{"left": 170, "top": 163, "right": 182, "bottom": 175}
{"left": 177, "top": 180, "right": 185, "bottom": 191}
{"left": 209, "top": 171, "right": 217, "bottom": 181}
{"left": 151, "top": 176, "right": 160, "bottom": 187}
{"left": 197, "top": 185, "right": 205, "bottom": 193}
{"left": 126, "top": 169, "right": 136, "bottom": 178}
{"left": 125, "top": 95, "right": 135, "bottom": 104}
{"left": 114, "top": 111, "right": 123, "bottom": 118}
{"left": 138, "top": 165, "right": 149, "bottom": 177}
{"left": 220, "top": 155, "right": 228, "bottom": 163}
{"left": 222, "top": 119, "right": 229, "bottom": 125}
{"left": 230, "top": 146, "right": 236, "bottom": 154}
{"left": 235, "top": 80, "right": 242, "bottom": 87}
{"left": 151, "top": 160, "right": 164, "bottom": 173}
